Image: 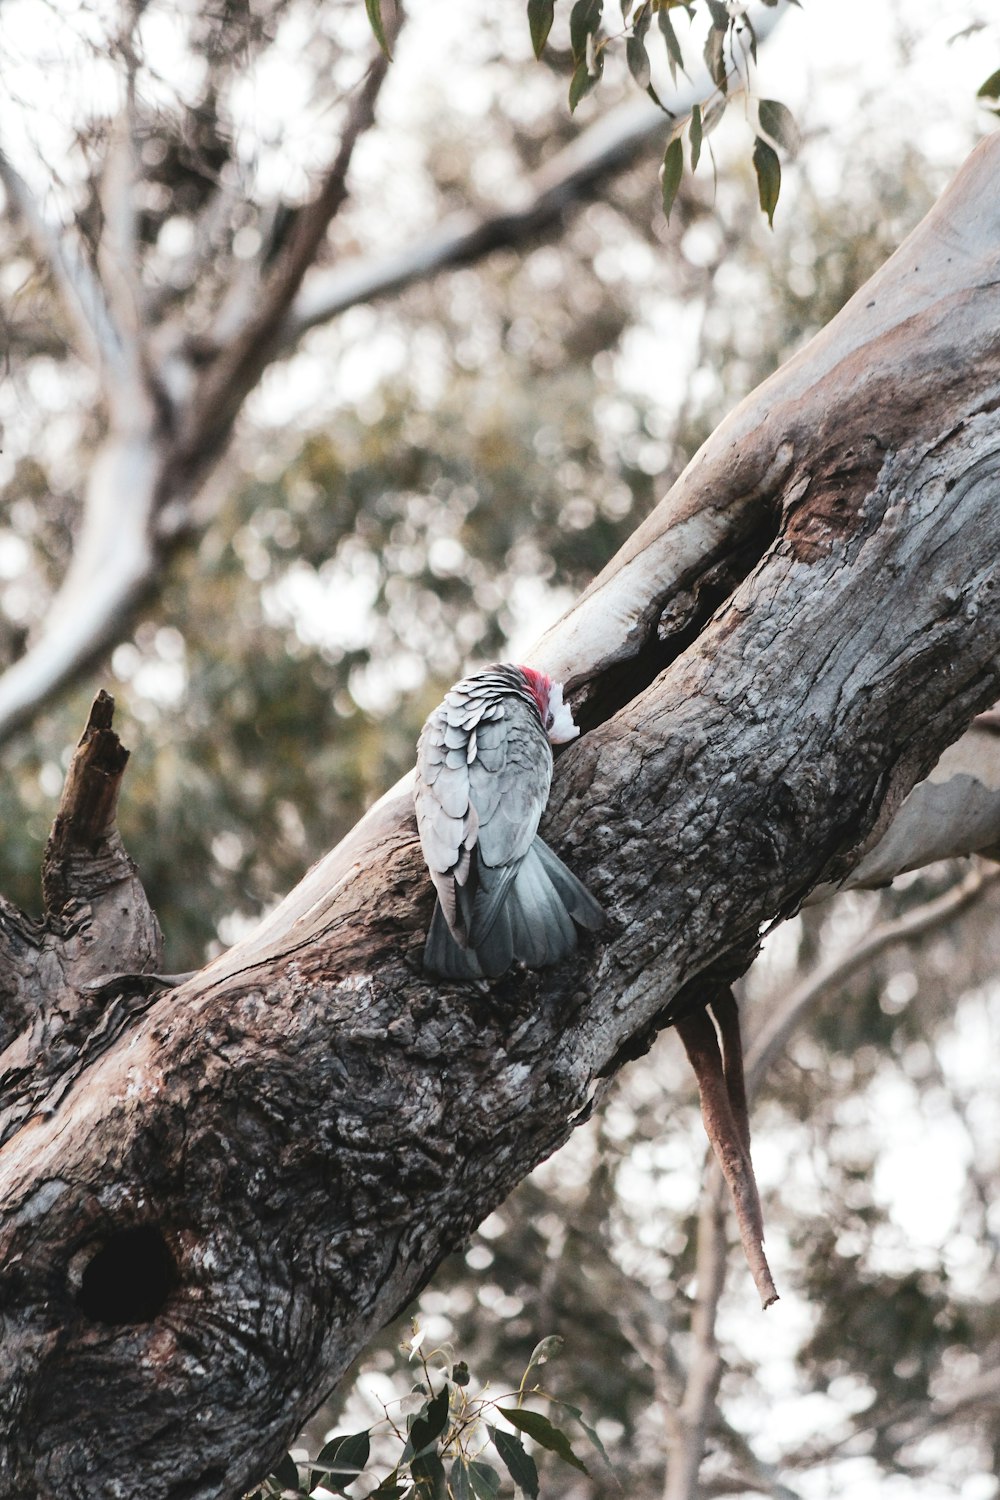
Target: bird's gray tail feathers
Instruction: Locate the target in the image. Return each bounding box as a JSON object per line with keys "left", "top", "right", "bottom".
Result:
{"left": 424, "top": 835, "right": 604, "bottom": 980}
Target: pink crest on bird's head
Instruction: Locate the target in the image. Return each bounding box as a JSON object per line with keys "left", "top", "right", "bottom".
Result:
{"left": 516, "top": 664, "right": 580, "bottom": 743}
{"left": 517, "top": 664, "right": 552, "bottom": 717}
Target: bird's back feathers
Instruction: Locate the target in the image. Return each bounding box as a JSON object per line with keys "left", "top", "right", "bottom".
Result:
{"left": 415, "top": 664, "right": 603, "bottom": 978}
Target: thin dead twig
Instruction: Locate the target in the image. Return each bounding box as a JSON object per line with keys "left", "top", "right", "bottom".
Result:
{"left": 176, "top": 4, "right": 405, "bottom": 475}
{"left": 677, "top": 1000, "right": 778, "bottom": 1311}
{"left": 745, "top": 863, "right": 1000, "bottom": 1100}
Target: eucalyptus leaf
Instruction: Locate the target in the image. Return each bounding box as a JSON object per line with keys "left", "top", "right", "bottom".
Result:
{"left": 527, "top": 0, "right": 555, "bottom": 58}
{"left": 549, "top": 1400, "right": 613, "bottom": 1465}
{"left": 753, "top": 135, "right": 781, "bottom": 226}
{"left": 569, "top": 0, "right": 603, "bottom": 63}
{"left": 626, "top": 30, "right": 650, "bottom": 89}
{"left": 314, "top": 1430, "right": 371, "bottom": 1494}
{"left": 497, "top": 1408, "right": 589, "bottom": 1474}
{"left": 410, "top": 1450, "right": 448, "bottom": 1500}
{"left": 269, "top": 1453, "right": 300, "bottom": 1494}
{"left": 977, "top": 68, "right": 1000, "bottom": 99}
{"left": 703, "top": 24, "right": 727, "bottom": 91}
{"left": 450, "top": 1455, "right": 473, "bottom": 1500}
{"left": 406, "top": 1384, "right": 450, "bottom": 1460}
{"left": 523, "top": 1334, "right": 564, "bottom": 1382}
{"left": 689, "top": 102, "right": 702, "bottom": 172}
{"left": 363, "top": 0, "right": 392, "bottom": 58}
{"left": 488, "top": 1426, "right": 540, "bottom": 1499}
{"left": 660, "top": 136, "right": 684, "bottom": 221}
{"left": 468, "top": 1460, "right": 502, "bottom": 1500}
{"left": 758, "top": 98, "right": 800, "bottom": 154}
{"left": 657, "top": 8, "right": 684, "bottom": 81}
{"left": 568, "top": 54, "right": 603, "bottom": 112}
{"left": 646, "top": 81, "right": 673, "bottom": 115}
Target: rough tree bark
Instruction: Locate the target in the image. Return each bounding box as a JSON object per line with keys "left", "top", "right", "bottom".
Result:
{"left": 3, "top": 134, "right": 1000, "bottom": 1500}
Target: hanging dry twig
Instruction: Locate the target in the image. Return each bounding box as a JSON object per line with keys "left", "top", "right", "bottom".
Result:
{"left": 676, "top": 996, "right": 778, "bottom": 1311}
{"left": 663, "top": 863, "right": 1000, "bottom": 1500}
{"left": 675, "top": 867, "right": 1000, "bottom": 1317}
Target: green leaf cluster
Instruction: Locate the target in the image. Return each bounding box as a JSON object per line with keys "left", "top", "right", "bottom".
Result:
{"left": 516, "top": 0, "right": 800, "bottom": 224}
{"left": 247, "top": 1334, "right": 606, "bottom": 1499}
{"left": 364, "top": 2, "right": 811, "bottom": 215}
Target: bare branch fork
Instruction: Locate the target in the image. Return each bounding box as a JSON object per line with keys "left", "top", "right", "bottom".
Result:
{"left": 0, "top": 0, "right": 790, "bottom": 749}
{"left": 5, "top": 132, "right": 1000, "bottom": 1500}
{"left": 0, "top": 6, "right": 405, "bottom": 746}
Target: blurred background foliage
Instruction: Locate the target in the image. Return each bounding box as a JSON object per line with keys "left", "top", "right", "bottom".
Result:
{"left": 1, "top": 0, "right": 999, "bottom": 1494}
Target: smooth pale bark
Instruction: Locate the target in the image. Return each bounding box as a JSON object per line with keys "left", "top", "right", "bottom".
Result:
{"left": 4, "top": 135, "right": 1000, "bottom": 1500}
{"left": 837, "top": 715, "right": 1000, "bottom": 889}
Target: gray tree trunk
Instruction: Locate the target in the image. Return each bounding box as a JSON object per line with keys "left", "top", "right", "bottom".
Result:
{"left": 3, "top": 135, "right": 1000, "bottom": 1500}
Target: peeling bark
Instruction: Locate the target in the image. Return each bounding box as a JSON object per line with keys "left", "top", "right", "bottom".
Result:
{"left": 4, "top": 137, "right": 1000, "bottom": 1500}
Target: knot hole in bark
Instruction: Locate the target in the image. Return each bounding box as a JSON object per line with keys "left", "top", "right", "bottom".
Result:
{"left": 77, "top": 1225, "right": 178, "bottom": 1325}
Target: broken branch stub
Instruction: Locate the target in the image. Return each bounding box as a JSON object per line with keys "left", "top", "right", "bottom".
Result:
{"left": 42, "top": 689, "right": 131, "bottom": 914}
{"left": 37, "top": 690, "right": 162, "bottom": 992}
{"left": 0, "top": 693, "right": 160, "bottom": 1057}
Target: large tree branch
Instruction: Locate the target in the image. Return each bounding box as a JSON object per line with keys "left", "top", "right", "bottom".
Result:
{"left": 3, "top": 134, "right": 1000, "bottom": 1500}
{"left": 828, "top": 712, "right": 1000, "bottom": 892}
{"left": 0, "top": 426, "right": 164, "bottom": 743}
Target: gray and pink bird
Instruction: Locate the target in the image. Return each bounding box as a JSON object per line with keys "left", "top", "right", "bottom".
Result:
{"left": 414, "top": 663, "right": 604, "bottom": 978}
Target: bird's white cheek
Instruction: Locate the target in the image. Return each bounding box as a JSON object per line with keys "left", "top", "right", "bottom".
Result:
{"left": 548, "top": 702, "right": 580, "bottom": 743}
